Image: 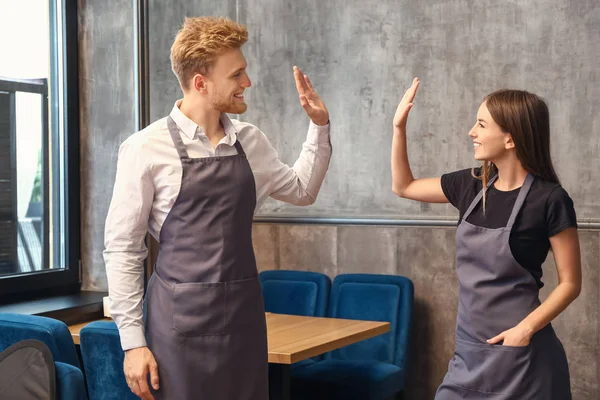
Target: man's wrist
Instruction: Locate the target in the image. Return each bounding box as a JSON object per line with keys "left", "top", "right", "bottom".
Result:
{"left": 312, "top": 118, "right": 329, "bottom": 126}
{"left": 125, "top": 345, "right": 147, "bottom": 354}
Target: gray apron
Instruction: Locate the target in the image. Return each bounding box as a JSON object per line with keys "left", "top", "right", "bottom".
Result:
{"left": 143, "top": 116, "right": 268, "bottom": 400}
{"left": 435, "top": 174, "right": 571, "bottom": 399}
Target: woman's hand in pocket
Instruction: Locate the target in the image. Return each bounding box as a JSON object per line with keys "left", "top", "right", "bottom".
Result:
{"left": 487, "top": 324, "right": 534, "bottom": 347}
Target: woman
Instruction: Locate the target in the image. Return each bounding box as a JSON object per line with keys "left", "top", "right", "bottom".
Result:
{"left": 391, "top": 78, "right": 581, "bottom": 399}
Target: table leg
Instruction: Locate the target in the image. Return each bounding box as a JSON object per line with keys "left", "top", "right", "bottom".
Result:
{"left": 268, "top": 363, "right": 291, "bottom": 400}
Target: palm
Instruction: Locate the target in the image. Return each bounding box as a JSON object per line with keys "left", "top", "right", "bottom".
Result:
{"left": 294, "top": 66, "right": 329, "bottom": 126}
{"left": 393, "top": 78, "right": 420, "bottom": 129}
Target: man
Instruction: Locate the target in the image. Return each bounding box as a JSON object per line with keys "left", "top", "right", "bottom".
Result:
{"left": 104, "top": 16, "right": 331, "bottom": 400}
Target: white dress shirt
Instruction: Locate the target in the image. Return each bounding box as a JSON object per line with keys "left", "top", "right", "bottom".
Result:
{"left": 103, "top": 101, "right": 331, "bottom": 350}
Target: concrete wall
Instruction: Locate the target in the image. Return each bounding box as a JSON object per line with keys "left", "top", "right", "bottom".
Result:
{"left": 144, "top": 0, "right": 600, "bottom": 220}
{"left": 78, "top": 0, "right": 136, "bottom": 289}
{"left": 78, "top": 0, "right": 600, "bottom": 398}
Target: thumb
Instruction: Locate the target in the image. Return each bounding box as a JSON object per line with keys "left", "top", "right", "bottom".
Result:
{"left": 402, "top": 103, "right": 414, "bottom": 114}
{"left": 487, "top": 333, "right": 504, "bottom": 344}
{"left": 150, "top": 361, "right": 160, "bottom": 390}
{"left": 299, "top": 95, "right": 311, "bottom": 111}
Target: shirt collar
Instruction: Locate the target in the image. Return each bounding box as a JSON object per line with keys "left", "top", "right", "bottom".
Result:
{"left": 169, "top": 100, "right": 238, "bottom": 145}
{"left": 169, "top": 100, "right": 197, "bottom": 140}
{"left": 219, "top": 113, "right": 237, "bottom": 146}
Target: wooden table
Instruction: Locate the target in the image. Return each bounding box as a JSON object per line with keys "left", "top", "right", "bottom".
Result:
{"left": 69, "top": 313, "right": 390, "bottom": 400}
{"left": 266, "top": 313, "right": 390, "bottom": 400}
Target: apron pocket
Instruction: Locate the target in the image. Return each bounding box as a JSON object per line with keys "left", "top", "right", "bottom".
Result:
{"left": 224, "top": 277, "right": 264, "bottom": 332}
{"left": 449, "top": 337, "right": 533, "bottom": 395}
{"left": 173, "top": 282, "right": 226, "bottom": 336}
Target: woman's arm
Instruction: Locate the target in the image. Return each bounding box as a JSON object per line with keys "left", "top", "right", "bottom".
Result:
{"left": 488, "top": 227, "right": 582, "bottom": 346}
{"left": 392, "top": 78, "right": 448, "bottom": 203}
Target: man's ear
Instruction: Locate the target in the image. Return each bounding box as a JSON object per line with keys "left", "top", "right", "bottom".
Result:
{"left": 192, "top": 73, "right": 208, "bottom": 93}
{"left": 505, "top": 133, "right": 515, "bottom": 150}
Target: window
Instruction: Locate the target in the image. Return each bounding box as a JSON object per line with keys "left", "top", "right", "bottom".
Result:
{"left": 0, "top": 0, "right": 80, "bottom": 301}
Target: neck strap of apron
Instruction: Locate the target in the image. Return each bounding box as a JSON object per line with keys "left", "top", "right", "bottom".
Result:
{"left": 506, "top": 173, "right": 534, "bottom": 228}
{"left": 233, "top": 140, "right": 246, "bottom": 156}
{"left": 462, "top": 174, "right": 498, "bottom": 221}
{"left": 462, "top": 173, "right": 534, "bottom": 229}
{"left": 167, "top": 116, "right": 189, "bottom": 159}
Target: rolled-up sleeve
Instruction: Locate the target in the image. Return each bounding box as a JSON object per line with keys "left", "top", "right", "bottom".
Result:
{"left": 266, "top": 121, "right": 332, "bottom": 205}
{"left": 103, "top": 139, "right": 154, "bottom": 351}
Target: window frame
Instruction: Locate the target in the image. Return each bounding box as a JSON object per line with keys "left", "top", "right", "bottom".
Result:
{"left": 0, "top": 0, "right": 81, "bottom": 302}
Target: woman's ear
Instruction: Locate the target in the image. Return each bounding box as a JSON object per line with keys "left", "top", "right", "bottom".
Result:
{"left": 505, "top": 133, "right": 516, "bottom": 150}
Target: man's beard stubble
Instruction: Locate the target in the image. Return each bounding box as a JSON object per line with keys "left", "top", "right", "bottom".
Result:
{"left": 212, "top": 97, "right": 247, "bottom": 115}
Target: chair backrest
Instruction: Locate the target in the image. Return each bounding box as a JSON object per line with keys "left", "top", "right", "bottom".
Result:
{"left": 0, "top": 313, "right": 80, "bottom": 368}
{"left": 80, "top": 321, "right": 139, "bottom": 400}
{"left": 259, "top": 270, "right": 331, "bottom": 317}
{"left": 326, "top": 274, "right": 414, "bottom": 370}
{"left": 0, "top": 339, "right": 56, "bottom": 400}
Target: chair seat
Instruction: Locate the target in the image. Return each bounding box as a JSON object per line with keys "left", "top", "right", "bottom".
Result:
{"left": 292, "top": 360, "right": 405, "bottom": 400}
{"left": 55, "top": 362, "right": 86, "bottom": 400}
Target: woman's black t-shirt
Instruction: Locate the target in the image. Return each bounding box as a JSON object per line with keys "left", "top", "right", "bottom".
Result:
{"left": 441, "top": 168, "right": 577, "bottom": 288}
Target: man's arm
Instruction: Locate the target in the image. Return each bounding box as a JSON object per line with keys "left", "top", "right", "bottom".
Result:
{"left": 103, "top": 138, "right": 154, "bottom": 351}
{"left": 266, "top": 66, "right": 332, "bottom": 205}
{"left": 266, "top": 122, "right": 331, "bottom": 205}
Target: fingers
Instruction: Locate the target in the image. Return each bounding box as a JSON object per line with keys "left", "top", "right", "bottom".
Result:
{"left": 410, "top": 77, "right": 420, "bottom": 98}
{"left": 150, "top": 360, "right": 160, "bottom": 391}
{"left": 402, "top": 77, "right": 420, "bottom": 103}
{"left": 126, "top": 372, "right": 154, "bottom": 400}
{"left": 486, "top": 333, "right": 503, "bottom": 344}
{"left": 137, "top": 374, "right": 155, "bottom": 400}
{"left": 124, "top": 363, "right": 137, "bottom": 396}
{"left": 293, "top": 66, "right": 309, "bottom": 95}
{"left": 410, "top": 77, "right": 420, "bottom": 94}
{"left": 128, "top": 378, "right": 142, "bottom": 398}
{"left": 124, "top": 348, "right": 158, "bottom": 400}
{"left": 304, "top": 74, "right": 315, "bottom": 92}
{"left": 299, "top": 94, "right": 310, "bottom": 111}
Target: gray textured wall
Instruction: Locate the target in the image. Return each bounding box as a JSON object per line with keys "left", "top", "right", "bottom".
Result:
{"left": 78, "top": 0, "right": 600, "bottom": 398}
{"left": 78, "top": 0, "right": 136, "bottom": 290}
{"left": 148, "top": 0, "right": 600, "bottom": 220}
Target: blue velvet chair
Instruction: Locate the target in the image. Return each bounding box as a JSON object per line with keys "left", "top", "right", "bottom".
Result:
{"left": 291, "top": 274, "right": 414, "bottom": 400}
{"left": 80, "top": 321, "right": 138, "bottom": 400}
{"left": 259, "top": 269, "right": 331, "bottom": 370}
{"left": 0, "top": 313, "right": 87, "bottom": 400}
{"left": 259, "top": 270, "right": 331, "bottom": 318}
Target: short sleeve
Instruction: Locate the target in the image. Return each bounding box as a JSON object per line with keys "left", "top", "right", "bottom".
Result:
{"left": 441, "top": 168, "right": 477, "bottom": 210}
{"left": 546, "top": 186, "right": 577, "bottom": 237}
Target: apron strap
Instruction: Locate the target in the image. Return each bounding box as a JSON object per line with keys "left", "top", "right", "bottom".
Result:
{"left": 462, "top": 174, "right": 498, "bottom": 221}
{"left": 233, "top": 140, "right": 246, "bottom": 156}
{"left": 167, "top": 116, "right": 190, "bottom": 159}
{"left": 506, "top": 173, "right": 534, "bottom": 229}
